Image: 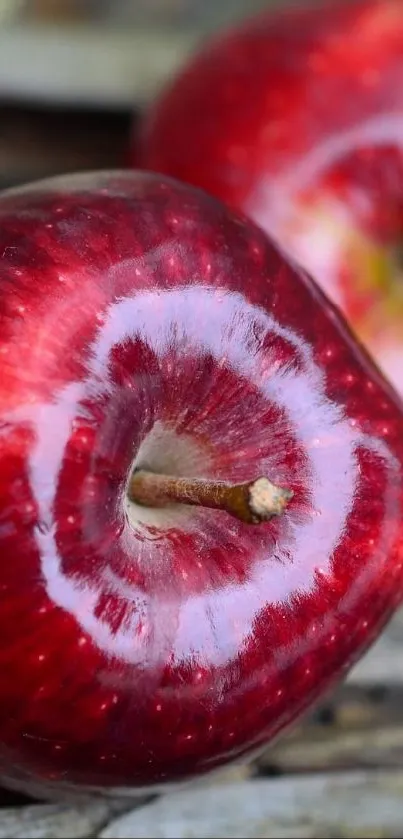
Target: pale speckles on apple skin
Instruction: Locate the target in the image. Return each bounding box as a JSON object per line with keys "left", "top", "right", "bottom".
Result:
{"left": 0, "top": 171, "right": 402, "bottom": 795}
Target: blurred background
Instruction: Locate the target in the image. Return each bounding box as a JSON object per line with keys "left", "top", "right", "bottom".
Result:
{"left": 0, "top": 0, "right": 295, "bottom": 189}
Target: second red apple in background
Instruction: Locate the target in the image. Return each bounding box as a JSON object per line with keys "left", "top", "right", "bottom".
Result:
{"left": 136, "top": 0, "right": 403, "bottom": 395}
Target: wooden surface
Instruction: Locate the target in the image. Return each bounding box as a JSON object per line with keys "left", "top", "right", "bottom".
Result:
{"left": 98, "top": 773, "right": 403, "bottom": 838}
{"left": 0, "top": 0, "right": 275, "bottom": 109}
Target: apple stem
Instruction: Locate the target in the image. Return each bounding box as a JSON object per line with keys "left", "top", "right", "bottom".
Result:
{"left": 128, "top": 470, "right": 293, "bottom": 525}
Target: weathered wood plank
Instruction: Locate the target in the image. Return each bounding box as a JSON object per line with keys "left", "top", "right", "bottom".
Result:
{"left": 348, "top": 608, "right": 403, "bottom": 685}
{"left": 0, "top": 25, "right": 197, "bottom": 109}
{"left": 254, "top": 683, "right": 403, "bottom": 775}
{"left": 0, "top": 797, "right": 134, "bottom": 839}
{"left": 98, "top": 773, "right": 403, "bottom": 838}
{"left": 0, "top": 2, "right": 312, "bottom": 108}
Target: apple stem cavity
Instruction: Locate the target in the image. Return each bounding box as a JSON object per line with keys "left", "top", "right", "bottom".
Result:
{"left": 128, "top": 469, "right": 293, "bottom": 525}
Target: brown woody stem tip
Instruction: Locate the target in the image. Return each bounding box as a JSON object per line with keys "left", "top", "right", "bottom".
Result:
{"left": 128, "top": 470, "right": 293, "bottom": 525}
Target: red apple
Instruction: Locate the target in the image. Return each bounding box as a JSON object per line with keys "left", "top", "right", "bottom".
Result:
{"left": 136, "top": 0, "right": 403, "bottom": 394}
{"left": 0, "top": 169, "right": 403, "bottom": 799}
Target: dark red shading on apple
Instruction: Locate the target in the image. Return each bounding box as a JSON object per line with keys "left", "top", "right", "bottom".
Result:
{"left": 136, "top": 0, "right": 403, "bottom": 394}
{"left": 0, "top": 170, "right": 402, "bottom": 797}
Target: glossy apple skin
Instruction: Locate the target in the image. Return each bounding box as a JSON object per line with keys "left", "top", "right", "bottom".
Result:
{"left": 0, "top": 170, "right": 403, "bottom": 798}
{"left": 136, "top": 0, "right": 403, "bottom": 394}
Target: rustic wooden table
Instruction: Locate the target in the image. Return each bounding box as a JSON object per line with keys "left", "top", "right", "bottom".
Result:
{"left": 0, "top": 2, "right": 402, "bottom": 837}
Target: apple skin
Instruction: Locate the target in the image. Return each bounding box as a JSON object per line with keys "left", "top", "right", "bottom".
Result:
{"left": 136, "top": 0, "right": 403, "bottom": 394}
{"left": 0, "top": 170, "right": 403, "bottom": 798}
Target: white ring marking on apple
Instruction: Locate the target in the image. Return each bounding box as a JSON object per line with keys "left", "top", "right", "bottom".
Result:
{"left": 247, "top": 113, "right": 403, "bottom": 317}
{"left": 26, "top": 286, "right": 401, "bottom": 666}
{"left": 248, "top": 113, "right": 403, "bottom": 227}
